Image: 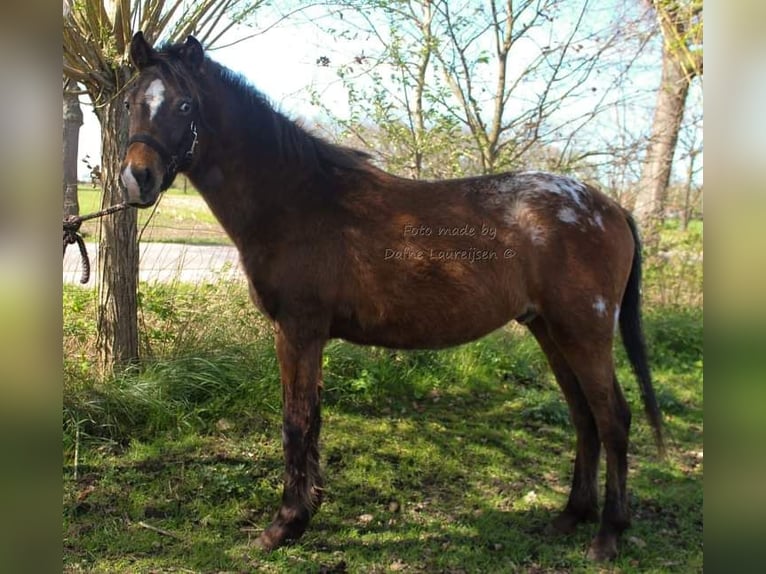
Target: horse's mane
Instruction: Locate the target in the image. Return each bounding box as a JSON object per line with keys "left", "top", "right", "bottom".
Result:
{"left": 152, "top": 42, "right": 372, "bottom": 175}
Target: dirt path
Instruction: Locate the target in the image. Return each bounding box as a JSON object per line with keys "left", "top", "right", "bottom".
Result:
{"left": 63, "top": 242, "right": 243, "bottom": 285}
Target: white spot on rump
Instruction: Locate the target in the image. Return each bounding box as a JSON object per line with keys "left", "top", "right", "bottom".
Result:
{"left": 555, "top": 176, "right": 587, "bottom": 208}
{"left": 591, "top": 211, "right": 605, "bottom": 230}
{"left": 508, "top": 201, "right": 548, "bottom": 246}
{"left": 593, "top": 295, "right": 607, "bottom": 316}
{"left": 520, "top": 171, "right": 588, "bottom": 208}
{"left": 613, "top": 304, "right": 620, "bottom": 333}
{"left": 145, "top": 79, "right": 166, "bottom": 120}
{"left": 557, "top": 206, "right": 578, "bottom": 224}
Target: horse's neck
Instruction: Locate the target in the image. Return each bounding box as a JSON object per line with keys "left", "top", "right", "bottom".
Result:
{"left": 188, "top": 83, "right": 322, "bottom": 242}
{"left": 187, "top": 130, "right": 307, "bottom": 247}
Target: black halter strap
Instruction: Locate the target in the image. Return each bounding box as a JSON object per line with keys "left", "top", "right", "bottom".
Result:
{"left": 127, "top": 133, "right": 173, "bottom": 165}
{"left": 127, "top": 122, "right": 198, "bottom": 188}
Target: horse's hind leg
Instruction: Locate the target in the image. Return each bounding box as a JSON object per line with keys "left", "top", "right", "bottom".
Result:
{"left": 546, "top": 324, "right": 632, "bottom": 561}
{"left": 256, "top": 321, "right": 325, "bottom": 551}
{"left": 527, "top": 317, "right": 600, "bottom": 533}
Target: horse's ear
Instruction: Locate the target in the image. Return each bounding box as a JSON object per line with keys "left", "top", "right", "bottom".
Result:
{"left": 130, "top": 31, "right": 155, "bottom": 70}
{"left": 182, "top": 36, "right": 205, "bottom": 70}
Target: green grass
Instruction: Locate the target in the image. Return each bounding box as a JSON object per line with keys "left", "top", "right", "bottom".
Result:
{"left": 76, "top": 184, "right": 230, "bottom": 245}
{"left": 639, "top": 219, "right": 703, "bottom": 309}
{"left": 63, "top": 279, "right": 703, "bottom": 573}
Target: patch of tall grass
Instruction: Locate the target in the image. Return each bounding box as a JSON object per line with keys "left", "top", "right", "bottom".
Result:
{"left": 63, "top": 280, "right": 279, "bottom": 454}
{"left": 644, "top": 219, "right": 703, "bottom": 308}
{"left": 63, "top": 350, "right": 281, "bottom": 453}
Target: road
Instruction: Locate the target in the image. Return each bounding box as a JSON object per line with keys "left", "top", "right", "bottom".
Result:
{"left": 63, "top": 242, "right": 243, "bottom": 285}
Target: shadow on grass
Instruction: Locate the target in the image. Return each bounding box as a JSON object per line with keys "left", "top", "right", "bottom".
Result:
{"left": 64, "top": 309, "right": 702, "bottom": 572}
{"left": 64, "top": 374, "right": 701, "bottom": 573}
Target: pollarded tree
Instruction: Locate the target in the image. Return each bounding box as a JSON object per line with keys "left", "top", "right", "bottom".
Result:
{"left": 63, "top": 0, "right": 266, "bottom": 374}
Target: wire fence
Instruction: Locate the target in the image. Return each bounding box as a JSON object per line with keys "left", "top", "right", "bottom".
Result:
{"left": 63, "top": 240, "right": 243, "bottom": 285}
{"left": 63, "top": 185, "right": 246, "bottom": 286}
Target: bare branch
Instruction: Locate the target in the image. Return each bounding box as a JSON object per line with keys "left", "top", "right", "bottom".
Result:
{"left": 208, "top": 3, "right": 326, "bottom": 50}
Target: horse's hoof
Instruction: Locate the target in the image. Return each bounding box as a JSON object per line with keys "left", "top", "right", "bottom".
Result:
{"left": 549, "top": 508, "right": 598, "bottom": 535}
{"left": 253, "top": 511, "right": 309, "bottom": 552}
{"left": 550, "top": 512, "right": 581, "bottom": 535}
{"left": 253, "top": 523, "right": 291, "bottom": 552}
{"left": 253, "top": 530, "right": 281, "bottom": 552}
{"left": 586, "top": 535, "right": 618, "bottom": 562}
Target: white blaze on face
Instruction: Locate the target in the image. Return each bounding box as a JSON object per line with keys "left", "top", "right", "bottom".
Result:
{"left": 145, "top": 79, "right": 166, "bottom": 121}
{"left": 121, "top": 163, "right": 141, "bottom": 200}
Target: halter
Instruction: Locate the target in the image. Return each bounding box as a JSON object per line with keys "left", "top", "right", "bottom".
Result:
{"left": 127, "top": 122, "right": 198, "bottom": 189}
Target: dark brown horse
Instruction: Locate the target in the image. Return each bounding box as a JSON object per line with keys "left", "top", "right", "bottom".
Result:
{"left": 121, "top": 32, "right": 664, "bottom": 561}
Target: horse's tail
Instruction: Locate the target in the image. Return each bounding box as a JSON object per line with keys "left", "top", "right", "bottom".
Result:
{"left": 620, "top": 212, "right": 666, "bottom": 457}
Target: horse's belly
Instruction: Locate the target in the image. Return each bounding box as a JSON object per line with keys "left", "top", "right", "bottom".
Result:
{"left": 333, "top": 322, "right": 506, "bottom": 350}
{"left": 330, "top": 292, "right": 515, "bottom": 350}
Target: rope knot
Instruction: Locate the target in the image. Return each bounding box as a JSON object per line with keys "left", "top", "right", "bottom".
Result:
{"left": 62, "top": 203, "right": 130, "bottom": 284}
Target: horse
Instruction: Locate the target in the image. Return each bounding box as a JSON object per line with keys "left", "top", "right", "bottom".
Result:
{"left": 120, "top": 32, "right": 664, "bottom": 561}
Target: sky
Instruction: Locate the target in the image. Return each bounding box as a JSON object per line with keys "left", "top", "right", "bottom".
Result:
{"left": 77, "top": 15, "right": 341, "bottom": 177}
{"left": 74, "top": 1, "right": 701, "bottom": 183}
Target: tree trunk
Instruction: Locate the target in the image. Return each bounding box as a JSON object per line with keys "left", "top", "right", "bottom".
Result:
{"left": 63, "top": 83, "right": 83, "bottom": 217}
{"left": 635, "top": 50, "right": 689, "bottom": 232}
{"left": 681, "top": 148, "right": 698, "bottom": 231}
{"left": 95, "top": 94, "right": 139, "bottom": 375}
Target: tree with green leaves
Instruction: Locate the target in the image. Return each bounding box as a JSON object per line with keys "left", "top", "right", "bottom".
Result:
{"left": 634, "top": 0, "right": 702, "bottom": 237}
{"left": 63, "top": 0, "right": 266, "bottom": 374}
{"left": 314, "top": 0, "right": 645, "bottom": 179}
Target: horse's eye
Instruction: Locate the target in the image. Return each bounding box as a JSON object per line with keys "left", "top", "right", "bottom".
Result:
{"left": 179, "top": 101, "right": 192, "bottom": 114}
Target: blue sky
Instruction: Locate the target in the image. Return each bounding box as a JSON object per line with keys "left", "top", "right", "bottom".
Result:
{"left": 77, "top": 19, "right": 338, "bottom": 176}
{"left": 76, "top": 1, "right": 701, "bottom": 183}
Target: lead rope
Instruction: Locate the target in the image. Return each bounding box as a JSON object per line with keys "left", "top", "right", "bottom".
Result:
{"left": 63, "top": 203, "right": 131, "bottom": 284}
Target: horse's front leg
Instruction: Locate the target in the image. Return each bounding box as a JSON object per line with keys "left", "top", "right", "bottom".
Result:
{"left": 256, "top": 322, "right": 326, "bottom": 551}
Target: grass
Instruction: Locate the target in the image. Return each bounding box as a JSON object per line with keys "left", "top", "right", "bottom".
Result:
{"left": 63, "top": 280, "right": 703, "bottom": 573}
{"left": 643, "top": 219, "right": 703, "bottom": 309}
{"left": 76, "top": 184, "right": 230, "bottom": 245}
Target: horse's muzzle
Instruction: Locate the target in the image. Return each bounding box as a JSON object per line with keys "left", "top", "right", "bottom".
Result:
{"left": 120, "top": 163, "right": 160, "bottom": 207}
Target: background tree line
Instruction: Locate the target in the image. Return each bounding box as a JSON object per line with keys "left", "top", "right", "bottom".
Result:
{"left": 307, "top": 0, "right": 701, "bottom": 221}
